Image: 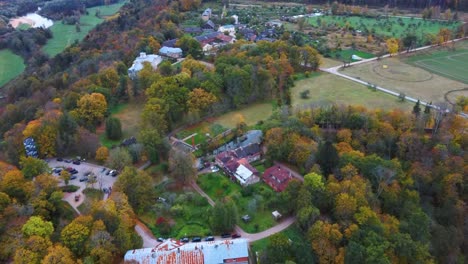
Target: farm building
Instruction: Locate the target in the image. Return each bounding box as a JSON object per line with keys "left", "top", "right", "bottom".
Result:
{"left": 124, "top": 238, "right": 250, "bottom": 264}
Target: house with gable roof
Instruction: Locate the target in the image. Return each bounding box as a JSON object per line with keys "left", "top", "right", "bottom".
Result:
{"left": 263, "top": 165, "right": 293, "bottom": 192}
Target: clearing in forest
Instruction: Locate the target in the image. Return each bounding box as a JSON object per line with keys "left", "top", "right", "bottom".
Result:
{"left": 0, "top": 49, "right": 25, "bottom": 88}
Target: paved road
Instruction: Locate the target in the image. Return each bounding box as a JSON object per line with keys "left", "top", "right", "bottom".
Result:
{"left": 135, "top": 219, "right": 160, "bottom": 248}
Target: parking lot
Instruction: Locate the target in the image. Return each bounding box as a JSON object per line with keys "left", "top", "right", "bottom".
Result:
{"left": 47, "top": 159, "right": 119, "bottom": 212}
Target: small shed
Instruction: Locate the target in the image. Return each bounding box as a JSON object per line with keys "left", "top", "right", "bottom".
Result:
{"left": 241, "top": 215, "right": 251, "bottom": 223}
{"left": 272, "top": 210, "right": 282, "bottom": 221}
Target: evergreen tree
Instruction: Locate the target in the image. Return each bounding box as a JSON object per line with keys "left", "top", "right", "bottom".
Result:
{"left": 316, "top": 141, "right": 339, "bottom": 176}
{"left": 105, "top": 117, "right": 122, "bottom": 140}
{"left": 424, "top": 101, "right": 432, "bottom": 114}
{"left": 413, "top": 100, "right": 421, "bottom": 116}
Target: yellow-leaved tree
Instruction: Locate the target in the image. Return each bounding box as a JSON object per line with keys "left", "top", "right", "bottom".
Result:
{"left": 386, "top": 38, "right": 399, "bottom": 56}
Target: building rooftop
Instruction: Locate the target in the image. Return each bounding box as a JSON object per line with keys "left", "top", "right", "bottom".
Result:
{"left": 263, "top": 165, "right": 293, "bottom": 192}
{"left": 128, "top": 52, "right": 163, "bottom": 74}
{"left": 124, "top": 238, "right": 250, "bottom": 264}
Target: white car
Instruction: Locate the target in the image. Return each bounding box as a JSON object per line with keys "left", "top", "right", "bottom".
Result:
{"left": 211, "top": 166, "right": 219, "bottom": 172}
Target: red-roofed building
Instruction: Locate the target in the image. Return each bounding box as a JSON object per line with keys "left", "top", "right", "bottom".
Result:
{"left": 263, "top": 165, "right": 293, "bottom": 192}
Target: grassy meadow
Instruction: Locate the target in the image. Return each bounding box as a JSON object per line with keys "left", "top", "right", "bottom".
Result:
{"left": 292, "top": 72, "right": 413, "bottom": 111}
{"left": 43, "top": 2, "right": 126, "bottom": 57}
{"left": 0, "top": 49, "right": 25, "bottom": 88}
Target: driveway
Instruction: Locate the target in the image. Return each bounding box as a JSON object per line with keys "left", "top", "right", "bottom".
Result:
{"left": 47, "top": 159, "right": 118, "bottom": 213}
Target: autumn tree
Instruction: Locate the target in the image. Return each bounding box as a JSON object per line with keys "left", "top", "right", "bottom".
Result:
{"left": 187, "top": 88, "right": 217, "bottom": 114}
{"left": 72, "top": 93, "right": 107, "bottom": 129}
{"left": 316, "top": 141, "right": 339, "bottom": 176}
{"left": 41, "top": 244, "right": 75, "bottom": 264}
{"left": 95, "top": 146, "right": 109, "bottom": 164}
{"left": 308, "top": 220, "right": 343, "bottom": 264}
{"left": 19, "top": 156, "right": 49, "bottom": 180}
{"left": 60, "top": 170, "right": 71, "bottom": 185}
{"left": 386, "top": 38, "right": 399, "bottom": 56}
{"left": 168, "top": 148, "right": 196, "bottom": 185}
{"left": 0, "top": 170, "right": 34, "bottom": 203}
{"left": 107, "top": 147, "right": 132, "bottom": 171}
{"left": 176, "top": 36, "right": 202, "bottom": 59}
{"left": 114, "top": 166, "right": 154, "bottom": 212}
{"left": 61, "top": 218, "right": 91, "bottom": 257}
{"left": 22, "top": 216, "right": 54, "bottom": 238}
{"left": 262, "top": 233, "right": 294, "bottom": 263}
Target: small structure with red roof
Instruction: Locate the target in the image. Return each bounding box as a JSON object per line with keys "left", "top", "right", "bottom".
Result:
{"left": 263, "top": 165, "right": 293, "bottom": 192}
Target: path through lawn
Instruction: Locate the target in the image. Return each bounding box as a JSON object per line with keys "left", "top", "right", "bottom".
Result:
{"left": 292, "top": 72, "right": 412, "bottom": 111}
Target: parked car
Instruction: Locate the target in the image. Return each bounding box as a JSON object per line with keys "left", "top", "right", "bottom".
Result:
{"left": 231, "top": 233, "right": 241, "bottom": 239}
{"left": 157, "top": 237, "right": 165, "bottom": 242}
{"left": 180, "top": 237, "right": 189, "bottom": 243}
{"left": 192, "top": 237, "right": 201, "bottom": 242}
{"left": 74, "top": 195, "right": 80, "bottom": 202}
{"left": 64, "top": 159, "right": 71, "bottom": 163}
{"left": 72, "top": 160, "right": 81, "bottom": 165}
{"left": 66, "top": 167, "right": 73, "bottom": 172}
{"left": 204, "top": 236, "right": 214, "bottom": 241}
{"left": 57, "top": 157, "right": 63, "bottom": 161}
{"left": 221, "top": 233, "right": 231, "bottom": 238}
{"left": 101, "top": 168, "right": 106, "bottom": 173}
{"left": 111, "top": 170, "right": 118, "bottom": 177}
{"left": 70, "top": 169, "right": 78, "bottom": 174}
{"left": 70, "top": 175, "right": 77, "bottom": 180}
{"left": 53, "top": 168, "right": 62, "bottom": 174}
{"left": 211, "top": 166, "right": 219, "bottom": 172}
{"left": 105, "top": 170, "right": 111, "bottom": 175}
{"left": 79, "top": 177, "right": 88, "bottom": 182}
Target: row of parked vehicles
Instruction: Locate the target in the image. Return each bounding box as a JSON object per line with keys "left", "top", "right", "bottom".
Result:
{"left": 158, "top": 233, "right": 241, "bottom": 244}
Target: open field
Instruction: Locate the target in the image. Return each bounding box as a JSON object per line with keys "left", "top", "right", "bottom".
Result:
{"left": 99, "top": 102, "right": 142, "bottom": 147}
{"left": 292, "top": 72, "right": 412, "bottom": 111}
{"left": 0, "top": 49, "right": 25, "bottom": 88}
{"left": 213, "top": 102, "right": 274, "bottom": 128}
{"left": 176, "top": 122, "right": 227, "bottom": 145}
{"left": 43, "top": 2, "right": 125, "bottom": 57}
{"left": 341, "top": 56, "right": 467, "bottom": 104}
{"left": 405, "top": 41, "right": 468, "bottom": 84}
{"left": 331, "top": 49, "right": 375, "bottom": 62}
{"left": 308, "top": 15, "right": 460, "bottom": 39}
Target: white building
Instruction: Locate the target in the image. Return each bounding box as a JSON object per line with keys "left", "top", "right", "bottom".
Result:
{"left": 124, "top": 238, "right": 250, "bottom": 264}
{"left": 234, "top": 164, "right": 260, "bottom": 186}
{"left": 128, "top": 52, "right": 163, "bottom": 79}
{"left": 218, "top": 24, "right": 236, "bottom": 37}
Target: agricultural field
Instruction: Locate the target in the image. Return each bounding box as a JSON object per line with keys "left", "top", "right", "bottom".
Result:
{"left": 43, "top": 2, "right": 126, "bottom": 57}
{"left": 341, "top": 55, "right": 467, "bottom": 104}
{"left": 291, "top": 72, "right": 413, "bottom": 111}
{"left": 308, "top": 15, "right": 461, "bottom": 39}
{"left": 405, "top": 40, "right": 468, "bottom": 84}
{"left": 0, "top": 49, "right": 25, "bottom": 88}
{"left": 197, "top": 172, "right": 280, "bottom": 233}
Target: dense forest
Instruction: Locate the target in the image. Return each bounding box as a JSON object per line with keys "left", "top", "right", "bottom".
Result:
{"left": 0, "top": 0, "right": 466, "bottom": 263}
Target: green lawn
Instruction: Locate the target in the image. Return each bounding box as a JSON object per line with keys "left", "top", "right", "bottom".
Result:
{"left": 291, "top": 72, "right": 412, "bottom": 111}
{"left": 0, "top": 49, "right": 25, "bottom": 88}
{"left": 212, "top": 102, "right": 274, "bottom": 128}
{"left": 251, "top": 225, "right": 315, "bottom": 264}
{"left": 308, "top": 15, "right": 460, "bottom": 39}
{"left": 43, "top": 2, "right": 126, "bottom": 57}
{"left": 139, "top": 192, "right": 212, "bottom": 239}
{"left": 405, "top": 40, "right": 468, "bottom": 84}
{"left": 177, "top": 122, "right": 228, "bottom": 145}
{"left": 197, "top": 173, "right": 279, "bottom": 233}
{"left": 196, "top": 172, "right": 242, "bottom": 200}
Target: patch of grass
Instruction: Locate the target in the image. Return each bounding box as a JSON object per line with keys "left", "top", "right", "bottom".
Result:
{"left": 42, "top": 2, "right": 126, "bottom": 57}
{"left": 61, "top": 185, "right": 80, "bottom": 193}
{"left": 77, "top": 188, "right": 104, "bottom": 214}
{"left": 213, "top": 102, "right": 273, "bottom": 128}
{"left": 342, "top": 56, "right": 467, "bottom": 103}
{"left": 99, "top": 102, "right": 142, "bottom": 147}
{"left": 177, "top": 122, "right": 228, "bottom": 145}
{"left": 308, "top": 15, "right": 460, "bottom": 39}
{"left": 197, "top": 172, "right": 241, "bottom": 200}
{"left": 17, "top": 23, "right": 31, "bottom": 30}
{"left": 291, "top": 72, "right": 412, "bottom": 111}
{"left": 0, "top": 49, "right": 25, "bottom": 88}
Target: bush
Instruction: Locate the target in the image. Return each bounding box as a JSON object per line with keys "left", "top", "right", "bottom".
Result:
{"left": 61, "top": 185, "right": 80, "bottom": 193}
{"left": 300, "top": 90, "right": 310, "bottom": 99}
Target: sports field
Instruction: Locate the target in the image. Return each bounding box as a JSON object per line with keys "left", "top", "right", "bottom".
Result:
{"left": 406, "top": 41, "right": 468, "bottom": 84}
{"left": 0, "top": 49, "right": 25, "bottom": 88}
{"left": 308, "top": 15, "right": 460, "bottom": 39}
